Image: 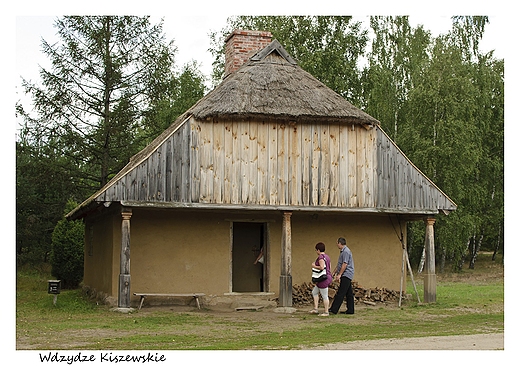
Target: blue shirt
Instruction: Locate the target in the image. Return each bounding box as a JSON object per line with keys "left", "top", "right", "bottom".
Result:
{"left": 336, "top": 245, "right": 354, "bottom": 280}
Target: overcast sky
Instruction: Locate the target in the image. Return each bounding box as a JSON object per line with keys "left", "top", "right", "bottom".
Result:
{"left": 15, "top": 14, "right": 506, "bottom": 88}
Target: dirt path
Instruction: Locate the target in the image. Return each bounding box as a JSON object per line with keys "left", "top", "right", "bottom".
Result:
{"left": 310, "top": 333, "right": 504, "bottom": 350}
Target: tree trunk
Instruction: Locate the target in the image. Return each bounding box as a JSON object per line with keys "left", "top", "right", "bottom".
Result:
{"left": 457, "top": 237, "right": 471, "bottom": 271}
{"left": 469, "top": 234, "right": 483, "bottom": 269}
{"left": 101, "top": 17, "right": 113, "bottom": 188}
{"left": 418, "top": 246, "right": 425, "bottom": 273}
{"left": 439, "top": 246, "right": 446, "bottom": 273}
{"left": 492, "top": 223, "right": 501, "bottom": 261}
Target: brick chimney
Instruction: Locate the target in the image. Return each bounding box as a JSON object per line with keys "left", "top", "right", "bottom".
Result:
{"left": 224, "top": 30, "right": 273, "bottom": 77}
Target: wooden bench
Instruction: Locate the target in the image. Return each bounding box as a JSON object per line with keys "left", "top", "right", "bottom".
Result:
{"left": 133, "top": 293, "right": 205, "bottom": 310}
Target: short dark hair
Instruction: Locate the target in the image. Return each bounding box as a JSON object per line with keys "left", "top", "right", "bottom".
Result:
{"left": 337, "top": 237, "right": 346, "bottom": 246}
{"left": 315, "top": 242, "right": 326, "bottom": 252}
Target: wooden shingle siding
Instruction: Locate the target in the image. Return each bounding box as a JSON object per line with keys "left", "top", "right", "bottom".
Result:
{"left": 97, "top": 117, "right": 455, "bottom": 213}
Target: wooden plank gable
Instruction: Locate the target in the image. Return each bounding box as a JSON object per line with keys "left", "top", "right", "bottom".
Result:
{"left": 95, "top": 117, "right": 456, "bottom": 214}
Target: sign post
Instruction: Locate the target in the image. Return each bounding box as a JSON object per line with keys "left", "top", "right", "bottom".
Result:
{"left": 48, "top": 280, "right": 61, "bottom": 305}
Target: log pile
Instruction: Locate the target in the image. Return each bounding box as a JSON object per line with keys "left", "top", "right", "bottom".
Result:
{"left": 290, "top": 281, "right": 401, "bottom": 307}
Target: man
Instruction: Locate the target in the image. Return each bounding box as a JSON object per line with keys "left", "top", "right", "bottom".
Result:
{"left": 329, "top": 237, "right": 355, "bottom": 314}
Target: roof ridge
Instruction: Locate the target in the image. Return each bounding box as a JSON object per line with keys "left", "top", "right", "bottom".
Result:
{"left": 250, "top": 39, "right": 298, "bottom": 65}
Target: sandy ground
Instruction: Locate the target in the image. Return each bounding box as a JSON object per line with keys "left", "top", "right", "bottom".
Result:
{"left": 311, "top": 333, "right": 504, "bottom": 350}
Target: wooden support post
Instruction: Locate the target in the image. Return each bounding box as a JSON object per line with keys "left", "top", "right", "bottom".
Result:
{"left": 279, "top": 211, "right": 293, "bottom": 308}
{"left": 423, "top": 217, "right": 436, "bottom": 303}
{"left": 118, "top": 208, "right": 132, "bottom": 308}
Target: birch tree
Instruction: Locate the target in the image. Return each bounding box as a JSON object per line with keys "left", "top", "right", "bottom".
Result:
{"left": 362, "top": 16, "right": 431, "bottom": 140}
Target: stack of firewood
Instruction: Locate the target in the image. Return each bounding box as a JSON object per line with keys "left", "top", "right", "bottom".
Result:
{"left": 290, "top": 281, "right": 402, "bottom": 307}
{"left": 291, "top": 282, "right": 317, "bottom": 306}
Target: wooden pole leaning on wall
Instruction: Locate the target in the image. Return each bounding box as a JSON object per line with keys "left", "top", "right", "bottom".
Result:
{"left": 397, "top": 219, "right": 421, "bottom": 306}
{"left": 118, "top": 207, "right": 132, "bottom": 308}
{"left": 406, "top": 250, "right": 421, "bottom": 304}
{"left": 399, "top": 243, "right": 406, "bottom": 307}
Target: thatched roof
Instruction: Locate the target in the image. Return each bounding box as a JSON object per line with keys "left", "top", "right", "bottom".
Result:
{"left": 189, "top": 40, "right": 380, "bottom": 126}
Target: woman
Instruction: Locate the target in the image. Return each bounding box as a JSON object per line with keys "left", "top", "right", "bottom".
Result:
{"left": 309, "top": 242, "right": 333, "bottom": 316}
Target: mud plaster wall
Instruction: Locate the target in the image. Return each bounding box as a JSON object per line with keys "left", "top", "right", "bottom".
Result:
{"left": 83, "top": 213, "right": 118, "bottom": 297}
{"left": 289, "top": 212, "right": 403, "bottom": 290}
{"left": 84, "top": 208, "right": 404, "bottom": 303}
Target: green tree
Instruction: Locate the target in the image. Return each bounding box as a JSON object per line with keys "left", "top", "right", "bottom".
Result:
{"left": 50, "top": 200, "right": 85, "bottom": 289}
{"left": 474, "top": 54, "right": 504, "bottom": 262}
{"left": 399, "top": 18, "right": 503, "bottom": 270}
{"left": 362, "top": 16, "right": 431, "bottom": 139}
{"left": 16, "top": 136, "right": 79, "bottom": 265}
{"left": 359, "top": 16, "right": 503, "bottom": 271}
{"left": 142, "top": 61, "right": 207, "bottom": 142}
{"left": 18, "top": 16, "right": 179, "bottom": 190}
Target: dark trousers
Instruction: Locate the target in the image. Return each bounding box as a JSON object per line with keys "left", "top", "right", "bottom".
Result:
{"left": 330, "top": 276, "right": 354, "bottom": 314}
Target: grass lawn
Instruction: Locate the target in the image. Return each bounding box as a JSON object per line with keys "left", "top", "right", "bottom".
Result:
{"left": 16, "top": 253, "right": 504, "bottom": 350}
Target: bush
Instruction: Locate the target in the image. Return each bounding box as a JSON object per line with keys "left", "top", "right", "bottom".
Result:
{"left": 50, "top": 200, "right": 84, "bottom": 289}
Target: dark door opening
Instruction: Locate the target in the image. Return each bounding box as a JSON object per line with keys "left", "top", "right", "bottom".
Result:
{"left": 232, "top": 222, "right": 266, "bottom": 292}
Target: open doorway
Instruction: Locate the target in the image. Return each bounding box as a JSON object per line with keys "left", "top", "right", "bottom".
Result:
{"left": 232, "top": 222, "right": 267, "bottom": 292}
